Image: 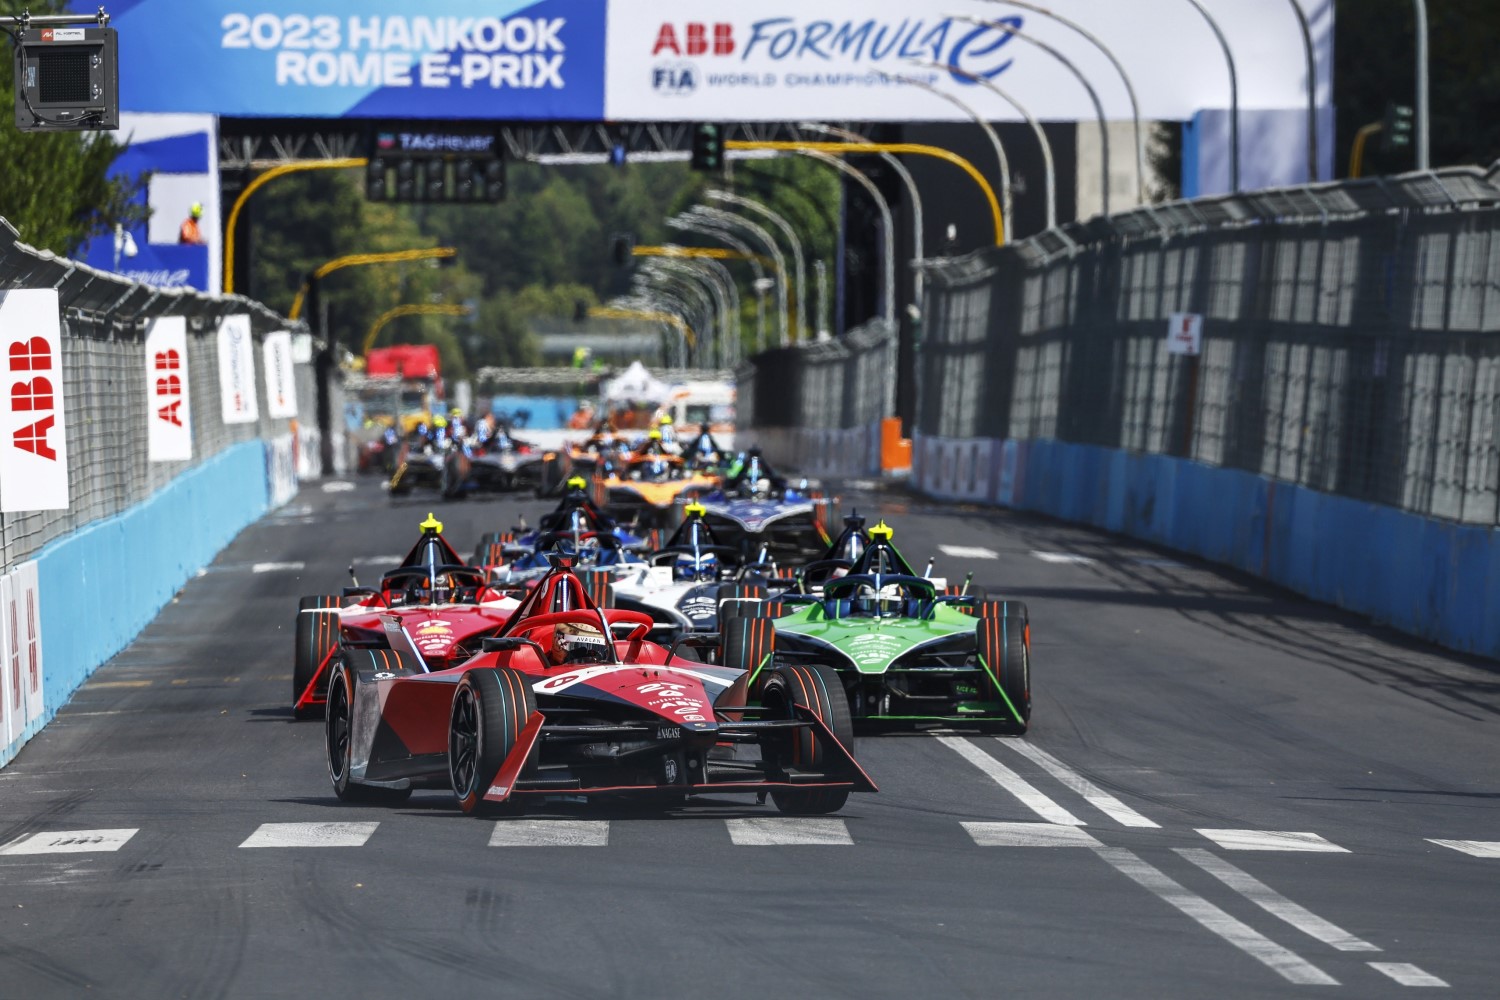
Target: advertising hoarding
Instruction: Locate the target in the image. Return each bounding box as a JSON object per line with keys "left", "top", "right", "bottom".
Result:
{"left": 0, "top": 290, "right": 70, "bottom": 513}
{"left": 91, "top": 0, "right": 607, "bottom": 119}
{"left": 146, "top": 316, "right": 194, "bottom": 461}
{"left": 263, "top": 331, "right": 299, "bottom": 419}
{"left": 217, "top": 314, "right": 260, "bottom": 425}
{"left": 605, "top": 0, "right": 1331, "bottom": 122}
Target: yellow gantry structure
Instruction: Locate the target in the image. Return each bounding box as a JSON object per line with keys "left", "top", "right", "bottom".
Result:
{"left": 288, "top": 247, "right": 458, "bottom": 321}
{"left": 362, "top": 303, "right": 471, "bottom": 356}
{"left": 223, "top": 158, "right": 368, "bottom": 295}
{"left": 726, "top": 140, "right": 1005, "bottom": 246}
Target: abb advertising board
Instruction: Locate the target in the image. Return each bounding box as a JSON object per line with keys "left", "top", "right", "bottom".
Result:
{"left": 0, "top": 289, "right": 69, "bottom": 513}
{"left": 605, "top": 0, "right": 1331, "bottom": 122}
{"left": 146, "top": 316, "right": 194, "bottom": 461}
{"left": 217, "top": 314, "right": 260, "bottom": 425}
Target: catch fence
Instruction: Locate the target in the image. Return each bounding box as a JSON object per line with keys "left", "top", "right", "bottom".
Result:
{"left": 0, "top": 217, "right": 329, "bottom": 568}
{"left": 747, "top": 164, "right": 1500, "bottom": 525}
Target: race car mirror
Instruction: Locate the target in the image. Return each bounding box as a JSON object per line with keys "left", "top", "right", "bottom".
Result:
{"left": 480, "top": 636, "right": 549, "bottom": 660}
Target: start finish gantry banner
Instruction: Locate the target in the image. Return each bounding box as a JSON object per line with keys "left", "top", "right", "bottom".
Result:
{"left": 78, "top": 0, "right": 1329, "bottom": 123}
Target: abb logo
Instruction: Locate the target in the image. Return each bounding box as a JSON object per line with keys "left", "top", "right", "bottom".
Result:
{"left": 652, "top": 22, "right": 734, "bottom": 56}
{"left": 154, "top": 348, "right": 184, "bottom": 427}
{"left": 8, "top": 336, "right": 58, "bottom": 460}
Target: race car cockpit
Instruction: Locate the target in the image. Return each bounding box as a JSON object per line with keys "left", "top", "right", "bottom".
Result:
{"left": 648, "top": 503, "right": 739, "bottom": 582}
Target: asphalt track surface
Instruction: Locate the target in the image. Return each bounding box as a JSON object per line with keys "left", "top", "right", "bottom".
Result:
{"left": 2, "top": 476, "right": 1498, "bottom": 998}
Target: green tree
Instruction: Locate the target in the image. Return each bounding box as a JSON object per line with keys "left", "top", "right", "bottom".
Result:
{"left": 0, "top": 0, "right": 147, "bottom": 253}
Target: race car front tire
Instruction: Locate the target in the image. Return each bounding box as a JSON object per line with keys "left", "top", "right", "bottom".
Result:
{"left": 325, "top": 660, "right": 414, "bottom": 805}
{"left": 450, "top": 667, "right": 537, "bottom": 817}
{"left": 977, "top": 603, "right": 1030, "bottom": 732}
{"left": 762, "top": 663, "right": 854, "bottom": 815}
{"left": 721, "top": 614, "right": 774, "bottom": 684}
{"left": 293, "top": 595, "right": 341, "bottom": 720}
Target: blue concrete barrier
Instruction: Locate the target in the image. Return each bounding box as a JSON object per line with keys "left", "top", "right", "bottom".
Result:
{"left": 918, "top": 434, "right": 1500, "bottom": 661}
{"left": 5, "top": 441, "right": 274, "bottom": 766}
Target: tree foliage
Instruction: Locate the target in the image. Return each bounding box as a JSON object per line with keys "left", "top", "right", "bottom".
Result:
{"left": 0, "top": 0, "right": 147, "bottom": 254}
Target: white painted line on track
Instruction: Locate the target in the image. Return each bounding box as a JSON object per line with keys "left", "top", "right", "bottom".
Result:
{"left": 321, "top": 481, "right": 356, "bottom": 492}
{"left": 725, "top": 818, "right": 852, "bottom": 846}
{"left": 963, "top": 822, "right": 1101, "bottom": 847}
{"left": 488, "top": 820, "right": 609, "bottom": 847}
{"left": 351, "top": 555, "right": 404, "bottom": 566}
{"left": 938, "top": 544, "right": 999, "bottom": 560}
{"left": 937, "top": 736, "right": 1084, "bottom": 826}
{"left": 0, "top": 829, "right": 138, "bottom": 855}
{"left": 252, "top": 562, "right": 305, "bottom": 574}
{"left": 239, "top": 822, "right": 378, "bottom": 848}
{"left": 1030, "top": 551, "right": 1096, "bottom": 565}
{"left": 1426, "top": 839, "right": 1500, "bottom": 858}
{"left": 998, "top": 740, "right": 1160, "bottom": 828}
{"left": 1093, "top": 847, "right": 1339, "bottom": 986}
{"left": 1175, "top": 849, "right": 1380, "bottom": 952}
{"left": 1368, "top": 963, "right": 1449, "bottom": 988}
{"left": 1196, "top": 829, "right": 1349, "bottom": 853}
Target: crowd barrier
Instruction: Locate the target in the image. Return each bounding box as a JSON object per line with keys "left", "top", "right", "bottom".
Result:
{"left": 0, "top": 218, "right": 334, "bottom": 767}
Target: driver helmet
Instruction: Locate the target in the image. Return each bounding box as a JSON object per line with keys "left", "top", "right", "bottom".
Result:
{"left": 854, "top": 582, "right": 905, "bottom": 617}
{"left": 673, "top": 550, "right": 719, "bottom": 582}
{"left": 548, "top": 621, "right": 609, "bottom": 666}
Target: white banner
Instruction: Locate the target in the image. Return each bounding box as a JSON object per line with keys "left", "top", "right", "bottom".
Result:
{"left": 262, "top": 331, "right": 298, "bottom": 419}
{"left": 13, "top": 562, "right": 42, "bottom": 727}
{"left": 146, "top": 316, "right": 194, "bottom": 461}
{"left": 0, "top": 289, "right": 70, "bottom": 512}
{"left": 605, "top": 0, "right": 1332, "bottom": 122}
{"left": 1167, "top": 313, "right": 1204, "bottom": 356}
{"left": 217, "top": 313, "right": 259, "bottom": 424}
{"left": 0, "top": 573, "right": 12, "bottom": 749}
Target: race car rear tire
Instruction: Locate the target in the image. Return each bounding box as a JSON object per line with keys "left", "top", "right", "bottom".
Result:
{"left": 716, "top": 582, "right": 768, "bottom": 624}
{"left": 762, "top": 663, "right": 854, "bottom": 815}
{"left": 293, "top": 595, "right": 341, "bottom": 720}
{"left": 582, "top": 570, "right": 614, "bottom": 610}
{"left": 450, "top": 667, "right": 538, "bottom": 817}
{"left": 977, "top": 604, "right": 1030, "bottom": 732}
{"left": 721, "top": 615, "right": 774, "bottom": 684}
{"left": 325, "top": 661, "right": 414, "bottom": 805}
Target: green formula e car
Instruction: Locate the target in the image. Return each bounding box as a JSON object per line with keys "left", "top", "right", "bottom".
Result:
{"left": 721, "top": 522, "right": 1031, "bottom": 732}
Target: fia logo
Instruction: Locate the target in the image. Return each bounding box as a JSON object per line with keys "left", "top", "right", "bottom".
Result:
{"left": 652, "top": 61, "right": 697, "bottom": 96}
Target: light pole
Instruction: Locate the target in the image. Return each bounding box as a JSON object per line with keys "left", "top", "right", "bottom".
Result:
{"left": 223, "top": 158, "right": 367, "bottom": 295}
{"left": 881, "top": 72, "right": 1011, "bottom": 241}
{"left": 642, "top": 266, "right": 717, "bottom": 367}
{"left": 706, "top": 190, "right": 809, "bottom": 341}
{"left": 1181, "top": 0, "right": 1241, "bottom": 192}
{"left": 647, "top": 257, "right": 736, "bottom": 368}
{"left": 1286, "top": 0, "right": 1320, "bottom": 181}
{"left": 797, "top": 150, "right": 895, "bottom": 327}
{"left": 631, "top": 283, "right": 702, "bottom": 368}
{"left": 362, "top": 303, "right": 470, "bottom": 356}
{"left": 798, "top": 122, "right": 924, "bottom": 316}
{"left": 976, "top": 0, "right": 1147, "bottom": 207}
{"left": 688, "top": 205, "right": 792, "bottom": 348}
{"left": 951, "top": 14, "right": 1114, "bottom": 214}
{"left": 666, "top": 217, "right": 770, "bottom": 352}
{"left": 1414, "top": 0, "right": 1430, "bottom": 170}
{"left": 908, "top": 60, "right": 1056, "bottom": 230}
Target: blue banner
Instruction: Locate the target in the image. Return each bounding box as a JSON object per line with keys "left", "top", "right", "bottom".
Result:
{"left": 78, "top": 0, "right": 605, "bottom": 119}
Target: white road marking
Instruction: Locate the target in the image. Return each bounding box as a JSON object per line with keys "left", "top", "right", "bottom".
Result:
{"left": 1368, "top": 963, "right": 1449, "bottom": 988}
{"left": 1196, "top": 829, "right": 1349, "bottom": 853}
{"left": 321, "top": 481, "right": 356, "bottom": 492}
{"left": 1426, "top": 839, "right": 1500, "bottom": 858}
{"left": 1175, "top": 849, "right": 1380, "bottom": 952}
{"left": 725, "top": 818, "right": 852, "bottom": 846}
{"left": 937, "top": 736, "right": 1084, "bottom": 826}
{"left": 963, "top": 822, "right": 1101, "bottom": 847}
{"left": 938, "top": 544, "right": 999, "bottom": 560}
{"left": 351, "top": 555, "right": 404, "bottom": 566}
{"left": 0, "top": 829, "right": 138, "bottom": 855}
{"left": 1130, "top": 557, "right": 1187, "bottom": 569}
{"left": 252, "top": 562, "right": 305, "bottom": 574}
{"left": 999, "top": 740, "right": 1160, "bottom": 828}
{"left": 488, "top": 820, "right": 609, "bottom": 847}
{"left": 1030, "top": 551, "right": 1096, "bottom": 565}
{"left": 239, "top": 822, "right": 378, "bottom": 848}
{"left": 1093, "top": 847, "right": 1339, "bottom": 986}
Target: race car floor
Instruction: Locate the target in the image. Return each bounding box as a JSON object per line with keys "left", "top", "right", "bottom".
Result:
{"left": 1, "top": 476, "right": 1497, "bottom": 998}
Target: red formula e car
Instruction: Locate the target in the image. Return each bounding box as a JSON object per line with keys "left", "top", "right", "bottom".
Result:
{"left": 324, "top": 555, "right": 876, "bottom": 816}
{"left": 293, "top": 515, "right": 520, "bottom": 719}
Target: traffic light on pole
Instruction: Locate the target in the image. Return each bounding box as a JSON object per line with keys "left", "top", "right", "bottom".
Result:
{"left": 1381, "top": 102, "right": 1414, "bottom": 153}
{"left": 691, "top": 122, "right": 725, "bottom": 173}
